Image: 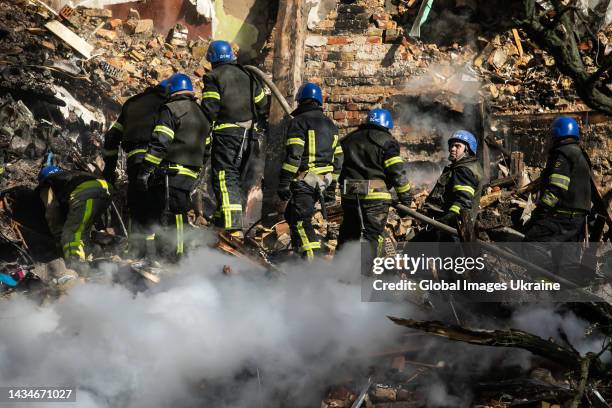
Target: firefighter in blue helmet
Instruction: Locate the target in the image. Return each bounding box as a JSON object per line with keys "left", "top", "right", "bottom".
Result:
{"left": 277, "top": 82, "right": 343, "bottom": 260}
{"left": 38, "top": 165, "right": 111, "bottom": 271}
{"left": 423, "top": 130, "right": 484, "bottom": 225}
{"left": 338, "top": 109, "right": 412, "bottom": 258}
{"left": 102, "top": 77, "right": 169, "bottom": 258}
{"left": 523, "top": 116, "right": 593, "bottom": 285}
{"left": 136, "top": 73, "right": 211, "bottom": 261}
{"left": 201, "top": 40, "right": 269, "bottom": 237}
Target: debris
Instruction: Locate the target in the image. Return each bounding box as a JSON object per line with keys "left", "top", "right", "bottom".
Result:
{"left": 44, "top": 20, "right": 94, "bottom": 59}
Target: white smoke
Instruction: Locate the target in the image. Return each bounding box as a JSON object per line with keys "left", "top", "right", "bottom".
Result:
{"left": 0, "top": 243, "right": 411, "bottom": 408}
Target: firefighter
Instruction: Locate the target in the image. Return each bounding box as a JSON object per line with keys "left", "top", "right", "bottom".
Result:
{"left": 38, "top": 165, "right": 111, "bottom": 271}
{"left": 338, "top": 109, "right": 412, "bottom": 260}
{"left": 201, "top": 40, "right": 268, "bottom": 236}
{"left": 102, "top": 78, "right": 169, "bottom": 257}
{"left": 523, "top": 116, "right": 592, "bottom": 284}
{"left": 417, "top": 130, "right": 484, "bottom": 240}
{"left": 277, "top": 82, "right": 343, "bottom": 260}
{"left": 136, "top": 73, "right": 211, "bottom": 260}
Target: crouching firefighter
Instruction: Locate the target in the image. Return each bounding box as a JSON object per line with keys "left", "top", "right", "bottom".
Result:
{"left": 102, "top": 78, "right": 169, "bottom": 257}
{"left": 38, "top": 165, "right": 111, "bottom": 271}
{"left": 523, "top": 116, "right": 592, "bottom": 285}
{"left": 201, "top": 40, "right": 269, "bottom": 237}
{"left": 417, "top": 130, "right": 484, "bottom": 241}
{"left": 338, "top": 109, "right": 412, "bottom": 264}
{"left": 136, "top": 73, "right": 211, "bottom": 261}
{"left": 277, "top": 83, "right": 343, "bottom": 260}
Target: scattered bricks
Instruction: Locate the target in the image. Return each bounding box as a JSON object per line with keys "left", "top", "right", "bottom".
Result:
{"left": 150, "top": 57, "right": 161, "bottom": 67}
{"left": 147, "top": 38, "right": 159, "bottom": 49}
{"left": 191, "top": 46, "right": 207, "bottom": 60}
{"left": 327, "top": 36, "right": 350, "bottom": 45}
{"left": 129, "top": 49, "right": 145, "bottom": 62}
{"left": 152, "top": 65, "right": 174, "bottom": 79}
{"left": 371, "top": 385, "right": 397, "bottom": 402}
{"left": 128, "top": 8, "right": 140, "bottom": 20}
{"left": 367, "top": 27, "right": 384, "bottom": 36}
{"left": 164, "top": 50, "right": 174, "bottom": 59}
{"left": 194, "top": 66, "right": 206, "bottom": 77}
{"left": 169, "top": 23, "right": 188, "bottom": 47}
{"left": 59, "top": 5, "right": 75, "bottom": 20}
{"left": 367, "top": 36, "right": 382, "bottom": 44}
{"left": 99, "top": 60, "right": 123, "bottom": 79}
{"left": 107, "top": 19, "right": 122, "bottom": 29}
{"left": 82, "top": 8, "right": 113, "bottom": 18}
{"left": 384, "top": 29, "right": 401, "bottom": 43}
{"left": 125, "top": 19, "right": 154, "bottom": 35}
{"left": 96, "top": 28, "right": 117, "bottom": 41}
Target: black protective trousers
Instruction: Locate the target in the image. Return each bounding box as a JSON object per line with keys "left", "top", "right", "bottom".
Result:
{"left": 523, "top": 213, "right": 588, "bottom": 285}
{"left": 338, "top": 198, "right": 390, "bottom": 272}
{"left": 148, "top": 171, "right": 192, "bottom": 261}
{"left": 126, "top": 159, "right": 156, "bottom": 256}
{"left": 285, "top": 180, "right": 321, "bottom": 260}
{"left": 210, "top": 127, "right": 261, "bottom": 231}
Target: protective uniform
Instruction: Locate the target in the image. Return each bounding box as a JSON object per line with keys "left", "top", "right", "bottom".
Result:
{"left": 338, "top": 110, "right": 411, "bottom": 258}
{"left": 138, "top": 75, "right": 211, "bottom": 260}
{"left": 38, "top": 167, "right": 110, "bottom": 267}
{"left": 278, "top": 90, "right": 343, "bottom": 260}
{"left": 523, "top": 117, "right": 592, "bottom": 284}
{"left": 102, "top": 84, "right": 167, "bottom": 256}
{"left": 201, "top": 43, "right": 268, "bottom": 232}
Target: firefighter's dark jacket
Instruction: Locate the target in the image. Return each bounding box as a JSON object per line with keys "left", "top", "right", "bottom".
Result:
{"left": 103, "top": 85, "right": 167, "bottom": 162}
{"left": 538, "top": 138, "right": 591, "bottom": 212}
{"left": 425, "top": 155, "right": 484, "bottom": 217}
{"left": 280, "top": 103, "right": 343, "bottom": 181}
{"left": 200, "top": 62, "right": 268, "bottom": 125}
{"left": 143, "top": 93, "right": 211, "bottom": 171}
{"left": 40, "top": 170, "right": 104, "bottom": 213}
{"left": 339, "top": 124, "right": 411, "bottom": 199}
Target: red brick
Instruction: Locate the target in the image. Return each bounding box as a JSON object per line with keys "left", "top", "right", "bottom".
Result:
{"left": 327, "top": 36, "right": 349, "bottom": 45}
{"left": 333, "top": 111, "right": 347, "bottom": 120}
{"left": 367, "top": 36, "right": 382, "bottom": 44}
{"left": 164, "top": 51, "right": 174, "bottom": 59}
{"left": 346, "top": 103, "right": 360, "bottom": 111}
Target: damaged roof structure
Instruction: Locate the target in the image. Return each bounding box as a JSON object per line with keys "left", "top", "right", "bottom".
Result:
{"left": 0, "top": 0, "right": 611, "bottom": 407}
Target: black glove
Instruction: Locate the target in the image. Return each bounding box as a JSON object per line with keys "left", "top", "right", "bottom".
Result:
{"left": 324, "top": 180, "right": 337, "bottom": 204}
{"left": 277, "top": 177, "right": 292, "bottom": 201}
{"left": 135, "top": 165, "right": 155, "bottom": 192}
{"left": 103, "top": 158, "right": 117, "bottom": 185}
{"left": 532, "top": 205, "right": 551, "bottom": 219}
{"left": 397, "top": 191, "right": 413, "bottom": 206}
{"left": 437, "top": 212, "right": 457, "bottom": 227}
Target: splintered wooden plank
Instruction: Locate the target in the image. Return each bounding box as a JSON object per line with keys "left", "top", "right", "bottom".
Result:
{"left": 44, "top": 20, "right": 94, "bottom": 59}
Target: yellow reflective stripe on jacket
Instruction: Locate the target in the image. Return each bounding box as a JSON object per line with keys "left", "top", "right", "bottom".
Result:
{"left": 396, "top": 182, "right": 411, "bottom": 193}
{"left": 287, "top": 138, "right": 305, "bottom": 146}
{"left": 332, "top": 173, "right": 340, "bottom": 181}
{"left": 453, "top": 184, "right": 475, "bottom": 196}
{"left": 111, "top": 122, "right": 123, "bottom": 132}
{"left": 213, "top": 123, "right": 241, "bottom": 131}
{"left": 307, "top": 130, "right": 316, "bottom": 167}
{"left": 384, "top": 156, "right": 403, "bottom": 168}
{"left": 168, "top": 165, "right": 199, "bottom": 179}
{"left": 175, "top": 214, "right": 184, "bottom": 255}
{"left": 205, "top": 135, "right": 212, "bottom": 145}
{"left": 449, "top": 204, "right": 461, "bottom": 214}
{"left": 296, "top": 221, "right": 315, "bottom": 260}
{"left": 334, "top": 146, "right": 343, "bottom": 155}
{"left": 253, "top": 89, "right": 265, "bottom": 103}
{"left": 310, "top": 165, "right": 333, "bottom": 174}
{"left": 364, "top": 192, "right": 392, "bottom": 200}
{"left": 70, "top": 179, "right": 108, "bottom": 200}
{"left": 549, "top": 173, "right": 570, "bottom": 190}
{"left": 103, "top": 149, "right": 118, "bottom": 157}
{"left": 332, "top": 134, "right": 339, "bottom": 149}
{"left": 154, "top": 125, "right": 175, "bottom": 140}
{"left": 127, "top": 149, "right": 147, "bottom": 158}
{"left": 282, "top": 163, "right": 299, "bottom": 173}
{"left": 541, "top": 191, "right": 559, "bottom": 207}
{"left": 144, "top": 153, "right": 162, "bottom": 165}
{"left": 0, "top": 166, "right": 4, "bottom": 175}
{"left": 203, "top": 91, "right": 221, "bottom": 100}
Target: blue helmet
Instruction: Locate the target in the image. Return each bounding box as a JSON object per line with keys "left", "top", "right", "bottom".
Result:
{"left": 159, "top": 78, "right": 169, "bottom": 89}
{"left": 168, "top": 73, "right": 193, "bottom": 94}
{"left": 368, "top": 108, "right": 393, "bottom": 130}
{"left": 296, "top": 82, "right": 323, "bottom": 105}
{"left": 206, "top": 40, "right": 235, "bottom": 64}
{"left": 449, "top": 130, "right": 478, "bottom": 155}
{"left": 38, "top": 165, "right": 61, "bottom": 182}
{"left": 551, "top": 116, "right": 579, "bottom": 139}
